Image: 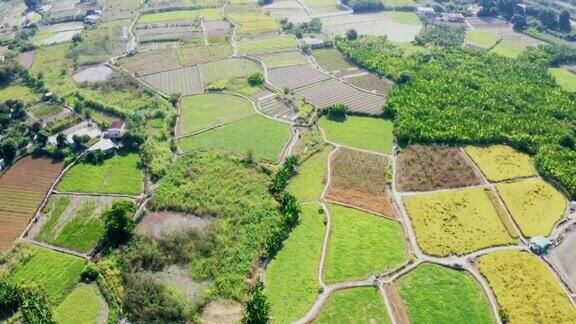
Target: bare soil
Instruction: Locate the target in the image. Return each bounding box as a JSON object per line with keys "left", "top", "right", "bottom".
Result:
{"left": 202, "top": 299, "right": 244, "bottom": 324}
{"left": 386, "top": 283, "right": 410, "bottom": 324}
{"left": 137, "top": 210, "right": 212, "bottom": 240}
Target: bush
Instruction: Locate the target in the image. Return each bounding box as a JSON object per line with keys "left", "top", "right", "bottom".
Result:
{"left": 414, "top": 23, "right": 466, "bottom": 47}
{"left": 104, "top": 200, "right": 136, "bottom": 245}
{"left": 80, "top": 264, "right": 100, "bottom": 283}
{"left": 243, "top": 282, "right": 270, "bottom": 324}
{"left": 247, "top": 73, "right": 264, "bottom": 87}
{"left": 19, "top": 285, "right": 54, "bottom": 324}
{"left": 325, "top": 103, "right": 348, "bottom": 121}
{"left": 0, "top": 280, "right": 22, "bottom": 318}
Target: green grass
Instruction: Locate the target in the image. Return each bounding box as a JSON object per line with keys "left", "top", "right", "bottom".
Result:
{"left": 56, "top": 153, "right": 144, "bottom": 195}
{"left": 266, "top": 204, "right": 325, "bottom": 323}
{"left": 54, "top": 284, "right": 105, "bottom": 324}
{"left": 396, "top": 263, "right": 493, "bottom": 324}
{"left": 237, "top": 35, "right": 298, "bottom": 55}
{"left": 549, "top": 68, "right": 576, "bottom": 92}
{"left": 257, "top": 51, "right": 307, "bottom": 68}
{"left": 28, "top": 103, "right": 63, "bottom": 120}
{"left": 319, "top": 116, "right": 394, "bottom": 154}
{"left": 489, "top": 40, "right": 526, "bottom": 59}
{"left": 387, "top": 12, "right": 421, "bottom": 25}
{"left": 178, "top": 93, "right": 255, "bottom": 136}
{"left": 138, "top": 8, "right": 220, "bottom": 24}
{"left": 179, "top": 114, "right": 290, "bottom": 163}
{"left": 0, "top": 84, "right": 40, "bottom": 104}
{"left": 465, "top": 31, "right": 500, "bottom": 49}
{"left": 8, "top": 246, "right": 86, "bottom": 305}
{"left": 287, "top": 148, "right": 331, "bottom": 203}
{"left": 315, "top": 287, "right": 391, "bottom": 323}
{"left": 201, "top": 58, "right": 262, "bottom": 84}
{"left": 324, "top": 203, "right": 407, "bottom": 283}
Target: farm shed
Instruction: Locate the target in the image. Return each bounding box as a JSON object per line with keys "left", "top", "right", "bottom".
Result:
{"left": 530, "top": 236, "right": 552, "bottom": 255}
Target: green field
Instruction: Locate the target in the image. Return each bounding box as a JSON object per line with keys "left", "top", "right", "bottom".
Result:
{"left": 200, "top": 58, "right": 262, "bottom": 84}
{"left": 312, "top": 48, "right": 353, "bottom": 74}
{"left": 238, "top": 35, "right": 298, "bottom": 55}
{"left": 28, "top": 103, "right": 63, "bottom": 120}
{"left": 324, "top": 203, "right": 407, "bottom": 283}
{"left": 138, "top": 8, "right": 221, "bottom": 24}
{"left": 226, "top": 9, "right": 280, "bottom": 37}
{"left": 57, "top": 153, "right": 144, "bottom": 195}
{"left": 319, "top": 116, "right": 394, "bottom": 154}
{"left": 465, "top": 31, "right": 500, "bottom": 49}
{"left": 178, "top": 93, "right": 255, "bottom": 136}
{"left": 489, "top": 40, "right": 526, "bottom": 59}
{"left": 315, "top": 287, "right": 391, "bottom": 323}
{"left": 8, "top": 246, "right": 86, "bottom": 304}
{"left": 266, "top": 204, "right": 325, "bottom": 323}
{"left": 465, "top": 145, "right": 537, "bottom": 182}
{"left": 179, "top": 114, "right": 290, "bottom": 163}
{"left": 177, "top": 44, "right": 231, "bottom": 65}
{"left": 287, "top": 148, "right": 331, "bottom": 203}
{"left": 396, "top": 263, "right": 493, "bottom": 324}
{"left": 257, "top": 51, "right": 308, "bottom": 69}
{"left": 549, "top": 68, "right": 576, "bottom": 92}
{"left": 54, "top": 284, "right": 106, "bottom": 324}
{"left": 387, "top": 12, "right": 421, "bottom": 25}
{"left": 0, "top": 84, "right": 40, "bottom": 104}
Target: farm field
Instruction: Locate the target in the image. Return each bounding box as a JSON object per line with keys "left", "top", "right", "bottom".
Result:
{"left": 135, "top": 25, "right": 203, "bottom": 44}
{"left": 327, "top": 147, "right": 395, "bottom": 216}
{"left": 489, "top": 39, "right": 526, "bottom": 58}
{"left": 56, "top": 153, "right": 143, "bottom": 196}
{"left": 8, "top": 246, "right": 86, "bottom": 304}
{"left": 237, "top": 35, "right": 298, "bottom": 55}
{"left": 138, "top": 8, "right": 221, "bottom": 24}
{"left": 315, "top": 287, "right": 391, "bottom": 323}
{"left": 287, "top": 148, "right": 331, "bottom": 203}
{"left": 266, "top": 204, "right": 325, "bottom": 323}
{"left": 321, "top": 13, "right": 422, "bottom": 42}
{"left": 549, "top": 68, "right": 576, "bottom": 92}
{"left": 28, "top": 103, "right": 64, "bottom": 120}
{"left": 73, "top": 65, "right": 115, "bottom": 84}
{"left": 177, "top": 44, "right": 231, "bottom": 65}
{"left": 256, "top": 51, "right": 308, "bottom": 68}
{"left": 302, "top": 0, "right": 343, "bottom": 14}
{"left": 387, "top": 12, "right": 421, "bottom": 25}
{"left": 177, "top": 93, "right": 255, "bottom": 136}
{"left": 403, "top": 187, "right": 515, "bottom": 256}
{"left": 319, "top": 116, "right": 393, "bottom": 154}
{"left": 267, "top": 64, "right": 330, "bottom": 90}
{"left": 200, "top": 58, "right": 262, "bottom": 84}
{"left": 496, "top": 178, "right": 566, "bottom": 237}
{"left": 178, "top": 114, "right": 290, "bottom": 162}
{"left": 465, "top": 145, "right": 537, "bottom": 182}
{"left": 0, "top": 157, "right": 63, "bottom": 252}
{"left": 118, "top": 49, "right": 180, "bottom": 76}
{"left": 324, "top": 203, "right": 407, "bottom": 283}
{"left": 344, "top": 73, "right": 394, "bottom": 95}
{"left": 0, "top": 84, "right": 40, "bottom": 104}
{"left": 137, "top": 210, "right": 211, "bottom": 240}
{"left": 53, "top": 284, "right": 107, "bottom": 324}
{"left": 140, "top": 65, "right": 203, "bottom": 95}
{"left": 396, "top": 145, "right": 482, "bottom": 192}
{"left": 34, "top": 195, "right": 120, "bottom": 253}
{"left": 311, "top": 48, "right": 356, "bottom": 76}
{"left": 226, "top": 9, "right": 280, "bottom": 37}
{"left": 465, "top": 31, "right": 500, "bottom": 49}
{"left": 396, "top": 263, "right": 493, "bottom": 324}
{"left": 478, "top": 250, "right": 576, "bottom": 323}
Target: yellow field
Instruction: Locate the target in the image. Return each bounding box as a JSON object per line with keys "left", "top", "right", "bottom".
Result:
{"left": 404, "top": 187, "right": 515, "bottom": 256}
{"left": 479, "top": 250, "right": 576, "bottom": 323}
{"left": 496, "top": 178, "right": 566, "bottom": 237}
{"left": 465, "top": 145, "right": 537, "bottom": 182}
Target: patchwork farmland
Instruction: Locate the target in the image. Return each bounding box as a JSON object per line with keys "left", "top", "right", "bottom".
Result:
{"left": 140, "top": 65, "right": 203, "bottom": 95}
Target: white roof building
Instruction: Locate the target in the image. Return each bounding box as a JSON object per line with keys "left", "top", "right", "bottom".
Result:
{"left": 88, "top": 138, "right": 115, "bottom": 154}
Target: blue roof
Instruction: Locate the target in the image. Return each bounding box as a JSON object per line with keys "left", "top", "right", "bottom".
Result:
{"left": 530, "top": 236, "right": 552, "bottom": 247}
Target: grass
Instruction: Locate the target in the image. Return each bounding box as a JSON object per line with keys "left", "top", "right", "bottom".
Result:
{"left": 0, "top": 84, "right": 40, "bottom": 104}
{"left": 200, "top": 58, "right": 262, "bottom": 84}
{"left": 489, "top": 40, "right": 526, "bottom": 58}
{"left": 226, "top": 9, "right": 280, "bottom": 37}
{"left": 465, "top": 31, "right": 500, "bottom": 49}
{"left": 549, "top": 67, "right": 576, "bottom": 92}
{"left": 138, "top": 8, "right": 221, "bottom": 24}
{"left": 319, "top": 116, "right": 394, "bottom": 154}
{"left": 465, "top": 145, "right": 537, "bottom": 182}
{"left": 287, "top": 148, "right": 331, "bottom": 203}
{"left": 315, "top": 287, "right": 391, "bottom": 323}
{"left": 179, "top": 114, "right": 290, "bottom": 163}
{"left": 178, "top": 93, "right": 255, "bottom": 136}
{"left": 28, "top": 103, "right": 63, "bottom": 120}
{"left": 387, "top": 12, "right": 421, "bottom": 25}
{"left": 324, "top": 203, "right": 407, "bottom": 283}
{"left": 396, "top": 145, "right": 481, "bottom": 192}
{"left": 8, "top": 246, "right": 86, "bottom": 305}
{"left": 56, "top": 153, "right": 144, "bottom": 195}
{"left": 496, "top": 178, "right": 566, "bottom": 237}
{"left": 257, "top": 51, "right": 307, "bottom": 69}
{"left": 479, "top": 250, "right": 576, "bottom": 323}
{"left": 237, "top": 35, "right": 298, "bottom": 55}
{"left": 403, "top": 187, "right": 515, "bottom": 256}
{"left": 266, "top": 204, "right": 325, "bottom": 323}
{"left": 396, "top": 263, "right": 493, "bottom": 324}
{"left": 54, "top": 284, "right": 105, "bottom": 324}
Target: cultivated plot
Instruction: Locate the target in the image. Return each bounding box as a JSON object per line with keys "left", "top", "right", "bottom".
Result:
{"left": 287, "top": 148, "right": 331, "bottom": 203}
{"left": 202, "top": 20, "right": 231, "bottom": 37}
{"left": 140, "top": 65, "right": 203, "bottom": 95}
{"left": 321, "top": 12, "right": 422, "bottom": 42}
{"left": 137, "top": 210, "right": 212, "bottom": 241}
{"left": 258, "top": 95, "right": 298, "bottom": 121}
{"left": 237, "top": 35, "right": 298, "bottom": 55}
{"left": 28, "top": 103, "right": 65, "bottom": 121}
{"left": 324, "top": 203, "right": 407, "bottom": 283}
{"left": 319, "top": 115, "right": 393, "bottom": 154}
{"left": 465, "top": 145, "right": 537, "bottom": 182}
{"left": 395, "top": 263, "right": 493, "bottom": 324}
{"left": 489, "top": 40, "right": 526, "bottom": 59}
{"left": 135, "top": 25, "right": 203, "bottom": 44}
{"left": 311, "top": 48, "right": 357, "bottom": 76}
{"left": 118, "top": 49, "right": 181, "bottom": 76}
{"left": 496, "top": 178, "right": 566, "bottom": 237}
{"left": 327, "top": 147, "right": 395, "bottom": 217}
{"left": 177, "top": 44, "right": 231, "bottom": 65}
{"left": 315, "top": 287, "right": 392, "bottom": 323}
{"left": 262, "top": 0, "right": 310, "bottom": 24}
{"left": 479, "top": 250, "right": 576, "bottom": 323}
{"left": 226, "top": 8, "right": 280, "bottom": 38}
{"left": 53, "top": 283, "right": 108, "bottom": 324}
{"left": 267, "top": 64, "right": 330, "bottom": 90}
{"left": 138, "top": 8, "right": 221, "bottom": 24}
{"left": 465, "top": 30, "right": 500, "bottom": 50}
{"left": 177, "top": 93, "right": 255, "bottom": 136}
{"left": 200, "top": 58, "right": 262, "bottom": 84}
{"left": 0, "top": 84, "right": 40, "bottom": 104}
{"left": 549, "top": 67, "right": 576, "bottom": 92}
{"left": 72, "top": 65, "right": 115, "bottom": 84}
{"left": 344, "top": 73, "right": 394, "bottom": 95}
{"left": 403, "top": 187, "right": 515, "bottom": 256}
{"left": 256, "top": 50, "right": 308, "bottom": 68}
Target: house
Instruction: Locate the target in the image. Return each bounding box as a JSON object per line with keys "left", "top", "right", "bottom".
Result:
{"left": 417, "top": 7, "right": 437, "bottom": 19}
{"left": 88, "top": 138, "right": 116, "bottom": 154}
{"left": 48, "top": 120, "right": 102, "bottom": 146}
{"left": 84, "top": 14, "right": 100, "bottom": 24}
{"left": 530, "top": 236, "right": 552, "bottom": 255}
{"left": 104, "top": 121, "right": 125, "bottom": 139}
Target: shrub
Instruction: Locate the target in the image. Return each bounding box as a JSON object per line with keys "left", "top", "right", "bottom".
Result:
{"left": 325, "top": 104, "right": 348, "bottom": 121}
{"left": 247, "top": 73, "right": 264, "bottom": 87}
{"left": 104, "top": 200, "right": 136, "bottom": 245}
{"left": 0, "top": 280, "right": 22, "bottom": 318}
{"left": 243, "top": 282, "right": 270, "bottom": 324}
{"left": 80, "top": 264, "right": 100, "bottom": 283}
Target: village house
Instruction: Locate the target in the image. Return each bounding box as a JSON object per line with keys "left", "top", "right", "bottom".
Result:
{"left": 88, "top": 138, "right": 116, "bottom": 155}
{"left": 48, "top": 120, "right": 102, "bottom": 146}
{"left": 104, "top": 121, "right": 126, "bottom": 140}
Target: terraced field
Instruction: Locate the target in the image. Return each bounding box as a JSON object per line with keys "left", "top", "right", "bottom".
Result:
{"left": 256, "top": 51, "right": 308, "bottom": 68}
{"left": 489, "top": 39, "right": 526, "bottom": 58}
{"left": 200, "top": 58, "right": 262, "bottom": 83}
{"left": 344, "top": 73, "right": 394, "bottom": 94}
{"left": 237, "top": 35, "right": 298, "bottom": 55}
{"left": 118, "top": 49, "right": 180, "bottom": 76}
{"left": 465, "top": 31, "right": 500, "bottom": 50}
{"left": 287, "top": 148, "right": 331, "bottom": 203}
{"left": 312, "top": 48, "right": 356, "bottom": 76}
{"left": 267, "top": 64, "right": 330, "bottom": 90}
{"left": 549, "top": 67, "right": 576, "bottom": 92}
{"left": 177, "top": 44, "right": 231, "bottom": 65}
{"left": 258, "top": 96, "right": 298, "bottom": 121}
{"left": 138, "top": 8, "right": 221, "bottom": 24}
{"left": 140, "top": 65, "right": 203, "bottom": 95}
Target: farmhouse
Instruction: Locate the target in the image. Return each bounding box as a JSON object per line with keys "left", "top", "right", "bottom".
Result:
{"left": 439, "top": 13, "right": 465, "bottom": 23}
{"left": 88, "top": 138, "right": 116, "bottom": 154}
{"left": 417, "top": 7, "right": 437, "bottom": 19}
{"left": 104, "top": 121, "right": 126, "bottom": 139}
{"left": 530, "top": 236, "right": 552, "bottom": 255}
{"left": 48, "top": 120, "right": 102, "bottom": 146}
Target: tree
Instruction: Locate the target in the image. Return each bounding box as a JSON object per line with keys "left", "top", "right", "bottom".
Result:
{"left": 23, "top": 0, "right": 41, "bottom": 10}
{"left": 511, "top": 14, "right": 527, "bottom": 31}
{"left": 20, "top": 285, "right": 54, "bottom": 324}
{"left": 539, "top": 9, "right": 558, "bottom": 30}
{"left": 35, "top": 130, "right": 49, "bottom": 147}
{"left": 243, "top": 282, "right": 270, "bottom": 324}
{"left": 346, "top": 29, "right": 358, "bottom": 40}
{"left": 168, "top": 93, "right": 181, "bottom": 107}
{"left": 248, "top": 73, "right": 264, "bottom": 87}
{"left": 0, "top": 280, "right": 22, "bottom": 318}
{"left": 103, "top": 200, "right": 136, "bottom": 245}
{"left": 559, "top": 10, "right": 572, "bottom": 32}
{"left": 0, "top": 138, "right": 18, "bottom": 163}
{"left": 56, "top": 132, "right": 67, "bottom": 149}
{"left": 325, "top": 103, "right": 348, "bottom": 121}
{"left": 85, "top": 149, "right": 105, "bottom": 164}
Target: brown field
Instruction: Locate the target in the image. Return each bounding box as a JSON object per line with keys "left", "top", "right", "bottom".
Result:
{"left": 0, "top": 157, "right": 63, "bottom": 252}
{"left": 267, "top": 64, "right": 330, "bottom": 90}
{"left": 118, "top": 49, "right": 181, "bottom": 76}
{"left": 202, "top": 20, "right": 232, "bottom": 36}
{"left": 327, "top": 147, "right": 395, "bottom": 217}
{"left": 396, "top": 145, "right": 482, "bottom": 192}
{"left": 344, "top": 73, "right": 394, "bottom": 95}
{"left": 137, "top": 210, "right": 212, "bottom": 240}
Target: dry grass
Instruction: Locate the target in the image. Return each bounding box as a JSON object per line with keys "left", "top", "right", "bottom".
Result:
{"left": 396, "top": 145, "right": 482, "bottom": 192}
{"left": 479, "top": 250, "right": 576, "bottom": 323}
{"left": 465, "top": 145, "right": 537, "bottom": 182}
{"left": 327, "top": 147, "right": 395, "bottom": 217}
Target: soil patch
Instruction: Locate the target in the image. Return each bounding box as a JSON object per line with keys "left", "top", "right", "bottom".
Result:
{"left": 202, "top": 299, "right": 244, "bottom": 324}
{"left": 154, "top": 265, "right": 209, "bottom": 303}
{"left": 73, "top": 65, "right": 115, "bottom": 84}
{"left": 21, "top": 50, "right": 35, "bottom": 69}
{"left": 137, "top": 210, "right": 212, "bottom": 240}
{"left": 386, "top": 283, "right": 410, "bottom": 324}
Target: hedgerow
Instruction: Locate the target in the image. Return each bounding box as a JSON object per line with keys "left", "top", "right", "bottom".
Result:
{"left": 336, "top": 37, "right": 576, "bottom": 197}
